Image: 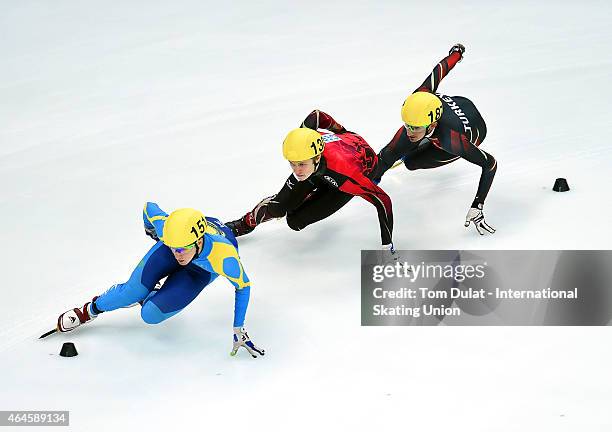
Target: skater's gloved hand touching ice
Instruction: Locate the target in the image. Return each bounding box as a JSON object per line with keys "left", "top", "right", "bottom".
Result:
{"left": 464, "top": 204, "right": 495, "bottom": 235}
{"left": 380, "top": 243, "right": 401, "bottom": 264}
{"left": 230, "top": 327, "right": 265, "bottom": 358}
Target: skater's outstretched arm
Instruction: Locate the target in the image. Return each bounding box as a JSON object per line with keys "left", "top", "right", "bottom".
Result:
{"left": 375, "top": 127, "right": 412, "bottom": 180}
{"left": 143, "top": 202, "right": 169, "bottom": 241}
{"left": 338, "top": 172, "right": 394, "bottom": 246}
{"left": 205, "top": 239, "right": 252, "bottom": 327}
{"left": 436, "top": 129, "right": 497, "bottom": 209}
{"left": 414, "top": 44, "right": 464, "bottom": 94}
{"left": 224, "top": 176, "right": 317, "bottom": 236}
{"left": 270, "top": 174, "right": 316, "bottom": 216}
{"left": 301, "top": 110, "right": 347, "bottom": 134}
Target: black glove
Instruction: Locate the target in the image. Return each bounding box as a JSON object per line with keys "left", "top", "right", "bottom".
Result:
{"left": 449, "top": 43, "right": 466, "bottom": 59}
{"left": 145, "top": 226, "right": 159, "bottom": 241}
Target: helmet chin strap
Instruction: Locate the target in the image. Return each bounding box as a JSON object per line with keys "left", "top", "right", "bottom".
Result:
{"left": 425, "top": 124, "right": 436, "bottom": 138}
{"left": 187, "top": 239, "right": 203, "bottom": 264}
{"left": 313, "top": 155, "right": 322, "bottom": 172}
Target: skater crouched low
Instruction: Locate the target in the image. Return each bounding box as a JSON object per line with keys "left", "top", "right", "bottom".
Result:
{"left": 226, "top": 110, "right": 396, "bottom": 252}
{"left": 55, "top": 202, "right": 264, "bottom": 358}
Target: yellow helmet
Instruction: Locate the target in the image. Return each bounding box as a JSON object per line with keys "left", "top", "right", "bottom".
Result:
{"left": 162, "top": 208, "right": 207, "bottom": 248}
{"left": 401, "top": 92, "right": 443, "bottom": 127}
{"left": 282, "top": 128, "right": 324, "bottom": 162}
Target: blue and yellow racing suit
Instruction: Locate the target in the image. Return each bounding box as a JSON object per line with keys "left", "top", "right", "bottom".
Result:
{"left": 94, "top": 202, "right": 251, "bottom": 327}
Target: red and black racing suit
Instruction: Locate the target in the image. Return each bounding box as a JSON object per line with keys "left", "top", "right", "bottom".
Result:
{"left": 373, "top": 50, "right": 497, "bottom": 208}
{"left": 231, "top": 110, "right": 394, "bottom": 246}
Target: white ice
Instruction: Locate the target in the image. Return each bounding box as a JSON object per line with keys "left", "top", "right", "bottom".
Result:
{"left": 1, "top": 1, "right": 611, "bottom": 430}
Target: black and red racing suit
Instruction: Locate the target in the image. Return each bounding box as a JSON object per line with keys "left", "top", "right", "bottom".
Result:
{"left": 241, "top": 110, "right": 394, "bottom": 245}
{"left": 374, "top": 50, "right": 497, "bottom": 208}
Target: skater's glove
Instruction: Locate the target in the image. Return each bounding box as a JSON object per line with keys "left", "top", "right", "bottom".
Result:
{"left": 381, "top": 243, "right": 400, "bottom": 264}
{"left": 449, "top": 43, "right": 465, "bottom": 59}
{"left": 252, "top": 195, "right": 277, "bottom": 225}
{"left": 464, "top": 204, "right": 495, "bottom": 235}
{"left": 231, "top": 327, "right": 265, "bottom": 358}
{"left": 144, "top": 226, "right": 159, "bottom": 241}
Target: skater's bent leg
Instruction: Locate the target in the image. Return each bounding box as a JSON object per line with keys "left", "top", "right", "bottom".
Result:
{"left": 95, "top": 242, "right": 181, "bottom": 312}
{"left": 286, "top": 189, "right": 353, "bottom": 231}
{"left": 141, "top": 265, "right": 215, "bottom": 324}
{"left": 404, "top": 146, "right": 460, "bottom": 171}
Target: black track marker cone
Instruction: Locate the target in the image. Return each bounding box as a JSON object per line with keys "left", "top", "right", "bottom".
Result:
{"left": 59, "top": 342, "right": 78, "bottom": 357}
{"left": 553, "top": 178, "right": 570, "bottom": 192}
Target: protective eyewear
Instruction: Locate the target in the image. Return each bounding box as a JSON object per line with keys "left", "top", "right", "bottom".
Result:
{"left": 404, "top": 123, "right": 428, "bottom": 133}
{"left": 170, "top": 242, "right": 197, "bottom": 254}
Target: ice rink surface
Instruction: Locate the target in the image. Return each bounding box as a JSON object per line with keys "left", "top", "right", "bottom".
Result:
{"left": 1, "top": 1, "right": 611, "bottom": 430}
